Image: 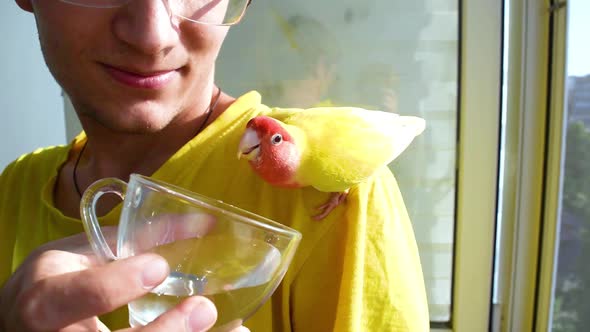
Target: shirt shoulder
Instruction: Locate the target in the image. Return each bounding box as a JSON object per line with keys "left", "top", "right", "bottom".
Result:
{"left": 0, "top": 144, "right": 70, "bottom": 286}
{"left": 0, "top": 145, "right": 70, "bottom": 194}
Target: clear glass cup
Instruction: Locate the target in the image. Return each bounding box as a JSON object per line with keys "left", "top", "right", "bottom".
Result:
{"left": 80, "top": 174, "right": 301, "bottom": 331}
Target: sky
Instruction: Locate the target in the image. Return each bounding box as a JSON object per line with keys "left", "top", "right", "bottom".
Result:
{"left": 567, "top": 0, "right": 590, "bottom": 76}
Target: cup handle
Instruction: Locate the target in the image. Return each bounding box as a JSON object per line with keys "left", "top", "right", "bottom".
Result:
{"left": 80, "top": 177, "right": 127, "bottom": 263}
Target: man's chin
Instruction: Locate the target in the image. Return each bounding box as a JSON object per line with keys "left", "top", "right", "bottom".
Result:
{"left": 78, "top": 107, "right": 176, "bottom": 135}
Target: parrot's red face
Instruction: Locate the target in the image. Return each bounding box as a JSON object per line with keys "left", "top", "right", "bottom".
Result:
{"left": 237, "top": 116, "right": 302, "bottom": 187}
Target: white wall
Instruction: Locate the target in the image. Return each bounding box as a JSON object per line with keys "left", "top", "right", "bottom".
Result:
{"left": 0, "top": 2, "right": 66, "bottom": 170}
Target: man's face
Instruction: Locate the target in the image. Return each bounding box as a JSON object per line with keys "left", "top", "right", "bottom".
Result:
{"left": 20, "top": 1, "right": 230, "bottom": 133}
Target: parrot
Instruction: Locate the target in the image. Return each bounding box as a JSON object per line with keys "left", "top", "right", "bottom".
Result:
{"left": 237, "top": 107, "right": 426, "bottom": 220}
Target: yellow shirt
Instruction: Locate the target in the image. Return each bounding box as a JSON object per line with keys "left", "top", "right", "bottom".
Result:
{"left": 0, "top": 91, "right": 428, "bottom": 331}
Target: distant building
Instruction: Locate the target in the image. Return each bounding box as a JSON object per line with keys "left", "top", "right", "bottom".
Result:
{"left": 567, "top": 74, "right": 590, "bottom": 128}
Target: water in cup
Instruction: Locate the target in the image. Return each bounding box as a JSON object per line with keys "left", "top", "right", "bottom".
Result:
{"left": 128, "top": 233, "right": 282, "bottom": 328}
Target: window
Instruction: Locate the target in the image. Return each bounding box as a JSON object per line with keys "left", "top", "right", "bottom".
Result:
{"left": 216, "top": 0, "right": 501, "bottom": 329}
{"left": 551, "top": 0, "right": 590, "bottom": 330}
{"left": 494, "top": 1, "right": 590, "bottom": 331}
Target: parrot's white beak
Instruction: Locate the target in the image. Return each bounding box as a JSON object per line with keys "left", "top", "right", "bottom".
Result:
{"left": 238, "top": 128, "right": 261, "bottom": 161}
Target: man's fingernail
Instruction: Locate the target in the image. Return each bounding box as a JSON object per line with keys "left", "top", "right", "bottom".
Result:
{"left": 141, "top": 257, "right": 169, "bottom": 288}
{"left": 188, "top": 298, "right": 217, "bottom": 331}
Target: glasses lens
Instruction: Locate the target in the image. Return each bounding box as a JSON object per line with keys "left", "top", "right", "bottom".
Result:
{"left": 60, "top": 0, "right": 249, "bottom": 26}
{"left": 172, "top": 0, "right": 250, "bottom": 25}
{"left": 59, "top": 0, "right": 129, "bottom": 8}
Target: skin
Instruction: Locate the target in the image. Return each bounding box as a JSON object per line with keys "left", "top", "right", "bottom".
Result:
{"left": 0, "top": 0, "right": 249, "bottom": 330}
{"left": 21, "top": 0, "right": 236, "bottom": 218}
{"left": 0, "top": 231, "right": 224, "bottom": 332}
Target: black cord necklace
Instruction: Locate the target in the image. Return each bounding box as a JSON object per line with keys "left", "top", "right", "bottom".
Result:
{"left": 73, "top": 86, "right": 222, "bottom": 197}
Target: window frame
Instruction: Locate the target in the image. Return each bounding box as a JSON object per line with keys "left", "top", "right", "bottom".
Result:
{"left": 439, "top": 0, "right": 504, "bottom": 330}
{"left": 494, "top": 0, "right": 568, "bottom": 331}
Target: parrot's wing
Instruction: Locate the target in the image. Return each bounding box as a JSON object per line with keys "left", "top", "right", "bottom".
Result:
{"left": 282, "top": 108, "right": 425, "bottom": 192}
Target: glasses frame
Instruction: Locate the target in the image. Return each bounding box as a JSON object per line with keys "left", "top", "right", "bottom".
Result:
{"left": 58, "top": 0, "right": 253, "bottom": 26}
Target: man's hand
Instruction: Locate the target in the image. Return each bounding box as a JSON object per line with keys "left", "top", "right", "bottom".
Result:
{"left": 0, "top": 231, "right": 249, "bottom": 331}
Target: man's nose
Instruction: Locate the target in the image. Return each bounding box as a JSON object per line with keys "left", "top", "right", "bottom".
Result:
{"left": 112, "top": 0, "right": 180, "bottom": 56}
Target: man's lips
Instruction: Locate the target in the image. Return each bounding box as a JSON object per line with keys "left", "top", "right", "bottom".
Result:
{"left": 102, "top": 64, "right": 179, "bottom": 89}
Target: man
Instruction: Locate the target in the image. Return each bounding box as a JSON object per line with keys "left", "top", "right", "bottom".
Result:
{"left": 0, "top": 1, "right": 429, "bottom": 331}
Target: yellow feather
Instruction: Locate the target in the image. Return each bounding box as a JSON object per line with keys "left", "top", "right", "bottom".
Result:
{"left": 269, "top": 107, "right": 425, "bottom": 192}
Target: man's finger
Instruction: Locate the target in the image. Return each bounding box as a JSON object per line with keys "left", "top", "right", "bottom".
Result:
{"left": 17, "top": 253, "right": 169, "bottom": 331}
{"left": 58, "top": 317, "right": 110, "bottom": 332}
{"left": 120, "top": 296, "right": 217, "bottom": 332}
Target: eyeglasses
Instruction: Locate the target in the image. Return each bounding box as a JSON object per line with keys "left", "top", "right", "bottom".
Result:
{"left": 59, "top": 0, "right": 252, "bottom": 26}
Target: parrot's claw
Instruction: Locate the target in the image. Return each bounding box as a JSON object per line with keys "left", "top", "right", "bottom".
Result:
{"left": 313, "top": 190, "right": 349, "bottom": 221}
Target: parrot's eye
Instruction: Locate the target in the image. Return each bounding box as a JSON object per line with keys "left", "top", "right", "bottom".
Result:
{"left": 271, "top": 133, "right": 283, "bottom": 145}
